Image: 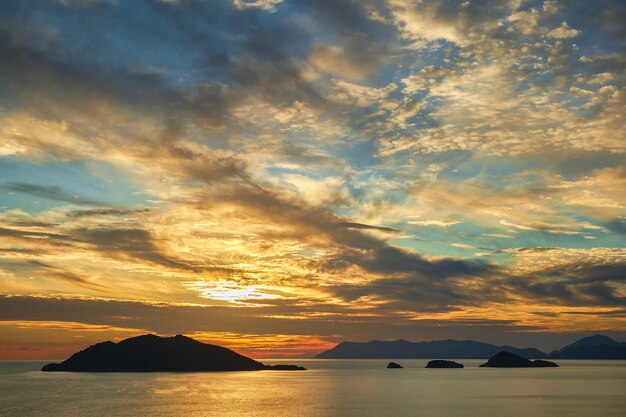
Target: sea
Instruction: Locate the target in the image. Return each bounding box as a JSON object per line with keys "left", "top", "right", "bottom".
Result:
{"left": 1, "top": 359, "right": 625, "bottom": 417}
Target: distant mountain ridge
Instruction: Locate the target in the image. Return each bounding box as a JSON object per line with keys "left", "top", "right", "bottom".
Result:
{"left": 314, "top": 339, "right": 547, "bottom": 359}
{"left": 548, "top": 335, "right": 626, "bottom": 359}
{"left": 315, "top": 334, "right": 626, "bottom": 360}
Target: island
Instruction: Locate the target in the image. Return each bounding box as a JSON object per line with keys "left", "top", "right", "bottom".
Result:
{"left": 479, "top": 351, "right": 558, "bottom": 368}
{"left": 41, "top": 334, "right": 306, "bottom": 372}
{"left": 386, "top": 361, "right": 403, "bottom": 368}
{"left": 425, "top": 360, "right": 463, "bottom": 368}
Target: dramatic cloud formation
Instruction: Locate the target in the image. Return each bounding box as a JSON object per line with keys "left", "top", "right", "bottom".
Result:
{"left": 0, "top": 0, "right": 624, "bottom": 358}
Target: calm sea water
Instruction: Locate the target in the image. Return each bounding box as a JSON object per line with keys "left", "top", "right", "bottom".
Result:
{"left": 1, "top": 359, "right": 625, "bottom": 417}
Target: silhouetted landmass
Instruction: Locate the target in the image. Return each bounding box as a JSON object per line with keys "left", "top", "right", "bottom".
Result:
{"left": 41, "top": 334, "right": 306, "bottom": 372}
{"left": 314, "top": 339, "right": 546, "bottom": 359}
{"left": 426, "top": 360, "right": 464, "bottom": 368}
{"left": 480, "top": 351, "right": 558, "bottom": 368}
{"left": 548, "top": 335, "right": 626, "bottom": 359}
{"left": 386, "top": 361, "right": 403, "bottom": 368}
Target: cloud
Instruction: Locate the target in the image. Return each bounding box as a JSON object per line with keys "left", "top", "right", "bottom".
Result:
{"left": 451, "top": 243, "right": 476, "bottom": 249}
{"left": 6, "top": 293, "right": 622, "bottom": 354}
{"left": 56, "top": 0, "right": 108, "bottom": 8}
{"left": 408, "top": 219, "right": 461, "bottom": 227}
{"left": 547, "top": 22, "right": 580, "bottom": 39}
{"left": 0, "top": 0, "right": 624, "bottom": 356}
{"left": 507, "top": 9, "right": 540, "bottom": 36}
{"left": 387, "top": 0, "right": 464, "bottom": 44}
{"left": 309, "top": 44, "right": 375, "bottom": 80}
{"left": 329, "top": 80, "right": 397, "bottom": 107}
{"left": 1, "top": 182, "right": 104, "bottom": 206}
{"left": 483, "top": 234, "right": 514, "bottom": 239}
{"left": 338, "top": 222, "right": 399, "bottom": 233}
{"left": 232, "top": 0, "right": 283, "bottom": 12}
{"left": 73, "top": 228, "right": 204, "bottom": 271}
{"left": 66, "top": 208, "right": 151, "bottom": 219}
{"left": 494, "top": 247, "right": 626, "bottom": 307}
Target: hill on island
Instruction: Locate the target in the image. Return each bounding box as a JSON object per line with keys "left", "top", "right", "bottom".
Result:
{"left": 314, "top": 339, "right": 546, "bottom": 359}
{"left": 42, "top": 334, "right": 305, "bottom": 372}
{"left": 548, "top": 335, "right": 626, "bottom": 359}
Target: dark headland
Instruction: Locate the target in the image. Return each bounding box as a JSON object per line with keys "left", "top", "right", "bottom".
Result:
{"left": 480, "top": 351, "right": 558, "bottom": 368}
{"left": 41, "top": 334, "right": 306, "bottom": 372}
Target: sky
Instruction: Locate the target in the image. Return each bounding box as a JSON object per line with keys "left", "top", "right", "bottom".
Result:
{"left": 0, "top": 0, "right": 625, "bottom": 359}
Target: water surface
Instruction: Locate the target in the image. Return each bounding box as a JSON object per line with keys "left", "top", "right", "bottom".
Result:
{"left": 1, "top": 359, "right": 625, "bottom": 417}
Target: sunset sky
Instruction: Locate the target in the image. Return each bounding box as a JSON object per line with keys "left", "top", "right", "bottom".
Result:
{"left": 0, "top": 0, "right": 625, "bottom": 359}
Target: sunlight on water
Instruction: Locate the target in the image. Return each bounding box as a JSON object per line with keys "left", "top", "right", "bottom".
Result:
{"left": 1, "top": 360, "right": 625, "bottom": 417}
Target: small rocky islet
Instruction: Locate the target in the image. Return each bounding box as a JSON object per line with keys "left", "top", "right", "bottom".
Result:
{"left": 383, "top": 352, "right": 558, "bottom": 369}
{"left": 425, "top": 360, "right": 464, "bottom": 368}
{"left": 386, "top": 361, "right": 403, "bottom": 368}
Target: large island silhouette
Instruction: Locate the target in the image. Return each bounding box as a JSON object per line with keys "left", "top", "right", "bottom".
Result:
{"left": 41, "top": 334, "right": 306, "bottom": 372}
{"left": 480, "top": 351, "right": 558, "bottom": 368}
